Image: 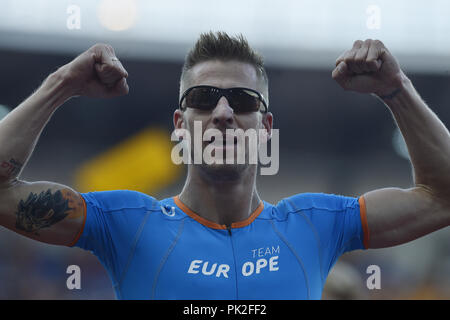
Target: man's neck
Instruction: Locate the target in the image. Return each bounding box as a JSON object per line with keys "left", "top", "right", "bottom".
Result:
{"left": 178, "top": 165, "right": 261, "bottom": 227}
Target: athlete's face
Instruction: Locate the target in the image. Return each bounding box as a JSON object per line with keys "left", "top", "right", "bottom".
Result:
{"left": 174, "top": 60, "right": 273, "bottom": 180}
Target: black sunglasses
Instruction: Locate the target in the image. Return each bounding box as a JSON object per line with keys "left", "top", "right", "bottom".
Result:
{"left": 179, "top": 85, "right": 268, "bottom": 113}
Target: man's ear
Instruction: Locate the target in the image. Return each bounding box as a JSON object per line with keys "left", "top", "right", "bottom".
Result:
{"left": 260, "top": 112, "right": 273, "bottom": 142}
{"left": 173, "top": 109, "right": 186, "bottom": 138}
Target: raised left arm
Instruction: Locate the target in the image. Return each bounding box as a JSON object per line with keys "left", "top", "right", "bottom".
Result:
{"left": 332, "top": 39, "right": 450, "bottom": 249}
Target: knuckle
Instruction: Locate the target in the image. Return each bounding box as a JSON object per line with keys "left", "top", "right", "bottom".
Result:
{"left": 363, "top": 39, "right": 373, "bottom": 47}
{"left": 93, "top": 43, "right": 114, "bottom": 52}
{"left": 335, "top": 57, "right": 344, "bottom": 66}
{"left": 342, "top": 51, "right": 351, "bottom": 59}
{"left": 344, "top": 55, "right": 354, "bottom": 64}
{"left": 343, "top": 52, "right": 353, "bottom": 60}
{"left": 374, "top": 39, "right": 384, "bottom": 46}
{"left": 331, "top": 71, "right": 339, "bottom": 79}
{"left": 89, "top": 43, "right": 108, "bottom": 56}
{"left": 354, "top": 55, "right": 365, "bottom": 63}
{"left": 93, "top": 43, "right": 107, "bottom": 49}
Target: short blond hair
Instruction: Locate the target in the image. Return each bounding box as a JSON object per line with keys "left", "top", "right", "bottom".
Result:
{"left": 181, "top": 31, "right": 268, "bottom": 89}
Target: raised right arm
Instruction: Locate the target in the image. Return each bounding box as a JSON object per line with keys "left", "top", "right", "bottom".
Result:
{"left": 0, "top": 44, "right": 129, "bottom": 246}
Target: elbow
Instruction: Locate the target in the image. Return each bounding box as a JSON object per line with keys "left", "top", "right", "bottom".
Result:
{"left": 0, "top": 178, "right": 21, "bottom": 190}
{"left": 414, "top": 184, "right": 450, "bottom": 226}
{"left": 414, "top": 171, "right": 450, "bottom": 204}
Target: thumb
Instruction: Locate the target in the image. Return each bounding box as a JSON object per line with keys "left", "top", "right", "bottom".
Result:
{"left": 107, "top": 77, "right": 129, "bottom": 97}
{"left": 87, "top": 77, "right": 129, "bottom": 98}
{"left": 94, "top": 62, "right": 124, "bottom": 87}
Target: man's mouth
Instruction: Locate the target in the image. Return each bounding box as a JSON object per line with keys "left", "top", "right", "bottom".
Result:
{"left": 207, "top": 136, "right": 238, "bottom": 147}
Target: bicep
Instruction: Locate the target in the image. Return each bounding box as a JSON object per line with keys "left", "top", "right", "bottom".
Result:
{"left": 0, "top": 180, "right": 85, "bottom": 246}
{"left": 363, "top": 186, "right": 449, "bottom": 249}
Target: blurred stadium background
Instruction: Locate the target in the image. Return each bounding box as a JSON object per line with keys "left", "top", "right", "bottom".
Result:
{"left": 0, "top": 0, "right": 449, "bottom": 299}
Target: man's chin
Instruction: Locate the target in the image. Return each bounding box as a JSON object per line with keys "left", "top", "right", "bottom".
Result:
{"left": 198, "top": 162, "right": 249, "bottom": 181}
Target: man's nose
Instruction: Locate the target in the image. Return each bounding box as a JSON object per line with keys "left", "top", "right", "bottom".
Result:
{"left": 212, "top": 96, "right": 234, "bottom": 126}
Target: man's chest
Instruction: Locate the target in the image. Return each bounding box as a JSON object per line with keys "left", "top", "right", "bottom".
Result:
{"left": 120, "top": 219, "right": 323, "bottom": 299}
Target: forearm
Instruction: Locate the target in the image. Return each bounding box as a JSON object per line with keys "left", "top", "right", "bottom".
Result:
{"left": 381, "top": 76, "right": 450, "bottom": 200}
{"left": 0, "top": 68, "right": 74, "bottom": 185}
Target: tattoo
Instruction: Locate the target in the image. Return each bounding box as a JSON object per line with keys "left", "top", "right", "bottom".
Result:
{"left": 379, "top": 88, "right": 402, "bottom": 100}
{"left": 61, "top": 189, "right": 85, "bottom": 219}
{"left": 0, "top": 158, "right": 23, "bottom": 178}
{"left": 15, "top": 189, "right": 71, "bottom": 235}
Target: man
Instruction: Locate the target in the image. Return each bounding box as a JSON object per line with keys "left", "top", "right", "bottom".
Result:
{"left": 0, "top": 32, "right": 449, "bottom": 299}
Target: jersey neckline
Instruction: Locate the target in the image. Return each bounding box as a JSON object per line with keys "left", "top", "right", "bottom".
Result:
{"left": 173, "top": 195, "right": 264, "bottom": 230}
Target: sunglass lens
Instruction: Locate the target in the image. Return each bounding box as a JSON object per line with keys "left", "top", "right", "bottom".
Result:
{"left": 185, "top": 87, "right": 217, "bottom": 110}
{"left": 228, "top": 89, "right": 260, "bottom": 112}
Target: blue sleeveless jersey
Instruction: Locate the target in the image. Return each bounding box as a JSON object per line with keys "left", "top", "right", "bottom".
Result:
{"left": 72, "top": 190, "right": 368, "bottom": 300}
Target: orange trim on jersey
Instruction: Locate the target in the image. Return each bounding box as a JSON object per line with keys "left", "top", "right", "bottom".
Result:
{"left": 173, "top": 195, "right": 264, "bottom": 230}
{"left": 67, "top": 194, "right": 87, "bottom": 247}
{"left": 358, "top": 196, "right": 370, "bottom": 249}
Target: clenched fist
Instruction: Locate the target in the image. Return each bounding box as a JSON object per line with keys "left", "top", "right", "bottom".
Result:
{"left": 57, "top": 43, "right": 129, "bottom": 99}
{"left": 332, "top": 39, "right": 406, "bottom": 98}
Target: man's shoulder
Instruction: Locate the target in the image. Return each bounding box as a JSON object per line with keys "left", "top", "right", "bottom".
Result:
{"left": 275, "top": 192, "right": 360, "bottom": 214}
{"left": 80, "top": 189, "right": 162, "bottom": 212}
